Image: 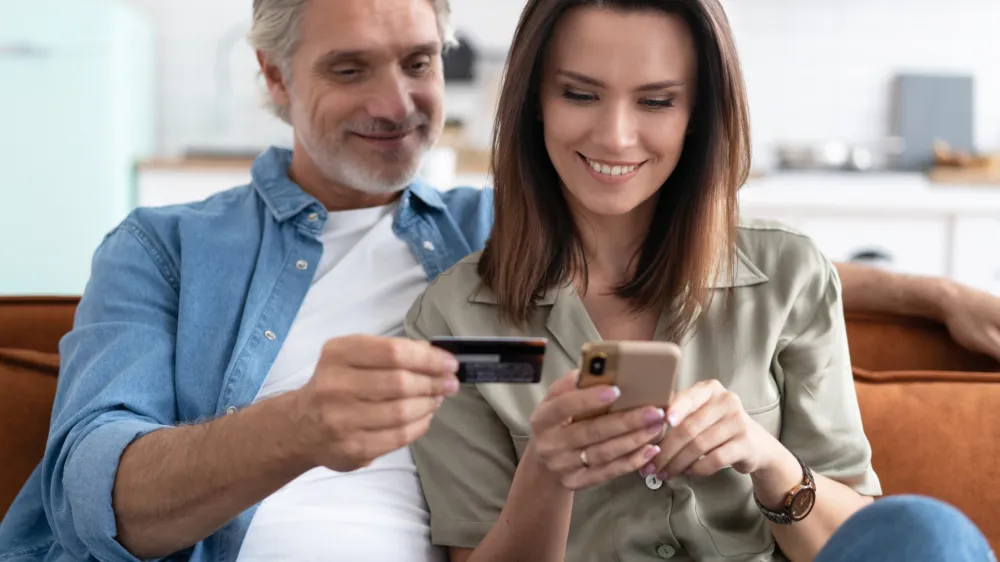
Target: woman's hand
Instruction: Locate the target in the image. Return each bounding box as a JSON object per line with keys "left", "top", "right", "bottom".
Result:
{"left": 650, "top": 379, "right": 782, "bottom": 480}
{"left": 528, "top": 370, "right": 669, "bottom": 490}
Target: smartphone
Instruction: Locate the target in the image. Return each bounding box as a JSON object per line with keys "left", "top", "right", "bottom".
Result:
{"left": 429, "top": 336, "right": 546, "bottom": 384}
{"left": 576, "top": 341, "right": 681, "bottom": 420}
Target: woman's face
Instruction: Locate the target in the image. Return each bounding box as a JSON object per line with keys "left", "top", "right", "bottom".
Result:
{"left": 540, "top": 6, "right": 697, "bottom": 219}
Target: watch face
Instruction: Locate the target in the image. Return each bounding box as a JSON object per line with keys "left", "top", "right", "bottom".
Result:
{"left": 789, "top": 488, "right": 816, "bottom": 520}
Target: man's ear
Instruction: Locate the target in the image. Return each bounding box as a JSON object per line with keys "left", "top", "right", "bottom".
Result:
{"left": 257, "top": 50, "right": 291, "bottom": 113}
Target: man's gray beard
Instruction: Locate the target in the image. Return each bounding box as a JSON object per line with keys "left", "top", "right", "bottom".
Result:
{"left": 300, "top": 128, "right": 428, "bottom": 196}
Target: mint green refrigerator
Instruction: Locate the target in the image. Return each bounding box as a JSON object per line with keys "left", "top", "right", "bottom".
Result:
{"left": 0, "top": 0, "right": 154, "bottom": 295}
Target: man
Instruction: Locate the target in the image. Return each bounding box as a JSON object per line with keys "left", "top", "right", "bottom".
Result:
{"left": 0, "top": 0, "right": 997, "bottom": 560}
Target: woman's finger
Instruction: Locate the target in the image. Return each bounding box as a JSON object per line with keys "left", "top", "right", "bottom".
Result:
{"left": 655, "top": 390, "right": 737, "bottom": 472}
{"left": 566, "top": 444, "right": 661, "bottom": 490}
{"left": 659, "top": 410, "right": 743, "bottom": 477}
{"left": 684, "top": 439, "right": 747, "bottom": 477}
{"left": 561, "top": 406, "right": 665, "bottom": 451}
{"left": 530, "top": 385, "right": 621, "bottom": 431}
{"left": 665, "top": 379, "right": 728, "bottom": 426}
{"left": 548, "top": 418, "right": 665, "bottom": 473}
{"left": 545, "top": 369, "right": 582, "bottom": 399}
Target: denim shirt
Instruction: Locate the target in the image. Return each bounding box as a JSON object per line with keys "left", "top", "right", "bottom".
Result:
{"left": 0, "top": 147, "right": 494, "bottom": 562}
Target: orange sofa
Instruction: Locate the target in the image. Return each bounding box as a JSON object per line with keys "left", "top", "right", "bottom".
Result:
{"left": 2, "top": 296, "right": 999, "bottom": 552}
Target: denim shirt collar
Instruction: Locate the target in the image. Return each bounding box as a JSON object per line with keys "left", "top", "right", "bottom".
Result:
{"left": 251, "top": 146, "right": 447, "bottom": 224}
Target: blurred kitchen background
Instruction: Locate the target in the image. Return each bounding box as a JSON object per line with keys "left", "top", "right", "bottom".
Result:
{"left": 2, "top": 0, "right": 1000, "bottom": 296}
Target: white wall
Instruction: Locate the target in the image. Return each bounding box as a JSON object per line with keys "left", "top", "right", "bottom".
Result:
{"left": 725, "top": 0, "right": 1000, "bottom": 169}
{"left": 126, "top": 0, "right": 1000, "bottom": 166}
{"left": 122, "top": 0, "right": 532, "bottom": 156}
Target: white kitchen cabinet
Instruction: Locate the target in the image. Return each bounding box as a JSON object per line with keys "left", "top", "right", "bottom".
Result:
{"left": 757, "top": 216, "right": 951, "bottom": 277}
{"left": 951, "top": 218, "right": 1000, "bottom": 294}
{"left": 739, "top": 172, "right": 1000, "bottom": 295}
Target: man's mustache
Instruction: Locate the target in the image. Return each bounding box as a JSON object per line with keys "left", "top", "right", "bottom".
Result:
{"left": 346, "top": 113, "right": 430, "bottom": 135}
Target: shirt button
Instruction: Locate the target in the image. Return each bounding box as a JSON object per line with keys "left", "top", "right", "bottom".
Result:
{"left": 645, "top": 474, "right": 664, "bottom": 490}
{"left": 307, "top": 212, "right": 319, "bottom": 222}
{"left": 656, "top": 544, "right": 677, "bottom": 559}
{"left": 423, "top": 240, "right": 435, "bottom": 251}
{"left": 225, "top": 406, "right": 238, "bottom": 415}
{"left": 296, "top": 260, "right": 309, "bottom": 270}
{"left": 264, "top": 330, "right": 277, "bottom": 341}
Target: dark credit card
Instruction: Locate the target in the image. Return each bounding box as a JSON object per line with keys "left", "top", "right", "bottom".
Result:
{"left": 429, "top": 337, "right": 546, "bottom": 383}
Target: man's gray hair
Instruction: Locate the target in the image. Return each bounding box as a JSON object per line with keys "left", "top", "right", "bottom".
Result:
{"left": 248, "top": 0, "right": 456, "bottom": 123}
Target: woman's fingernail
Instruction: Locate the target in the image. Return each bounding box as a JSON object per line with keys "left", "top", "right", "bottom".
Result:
{"left": 444, "top": 357, "right": 460, "bottom": 372}
{"left": 600, "top": 386, "right": 622, "bottom": 403}
{"left": 644, "top": 408, "right": 666, "bottom": 423}
{"left": 667, "top": 411, "right": 682, "bottom": 427}
{"left": 640, "top": 463, "right": 657, "bottom": 476}
{"left": 444, "top": 377, "right": 460, "bottom": 393}
{"left": 648, "top": 423, "right": 666, "bottom": 436}
{"left": 645, "top": 445, "right": 661, "bottom": 460}
{"left": 657, "top": 471, "right": 671, "bottom": 481}
{"left": 435, "top": 396, "right": 445, "bottom": 406}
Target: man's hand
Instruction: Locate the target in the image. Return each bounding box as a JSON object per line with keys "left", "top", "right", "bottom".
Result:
{"left": 940, "top": 282, "right": 1000, "bottom": 363}
{"left": 291, "top": 335, "right": 461, "bottom": 472}
{"left": 836, "top": 262, "right": 1000, "bottom": 363}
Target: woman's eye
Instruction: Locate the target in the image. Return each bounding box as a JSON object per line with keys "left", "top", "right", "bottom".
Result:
{"left": 562, "top": 89, "right": 597, "bottom": 103}
{"left": 642, "top": 98, "right": 676, "bottom": 109}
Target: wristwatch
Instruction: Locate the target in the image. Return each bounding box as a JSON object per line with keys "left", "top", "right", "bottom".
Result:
{"left": 753, "top": 454, "right": 816, "bottom": 525}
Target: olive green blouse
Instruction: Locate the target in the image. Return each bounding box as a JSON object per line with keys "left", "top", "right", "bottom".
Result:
{"left": 404, "top": 218, "right": 881, "bottom": 562}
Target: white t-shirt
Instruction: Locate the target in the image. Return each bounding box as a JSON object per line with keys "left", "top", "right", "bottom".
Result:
{"left": 237, "top": 202, "right": 445, "bottom": 562}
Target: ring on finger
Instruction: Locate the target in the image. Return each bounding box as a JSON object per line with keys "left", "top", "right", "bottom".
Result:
{"left": 580, "top": 449, "right": 591, "bottom": 468}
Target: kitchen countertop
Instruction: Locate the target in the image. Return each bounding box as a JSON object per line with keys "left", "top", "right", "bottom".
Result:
{"left": 739, "top": 172, "right": 1000, "bottom": 216}
{"left": 136, "top": 155, "right": 1000, "bottom": 216}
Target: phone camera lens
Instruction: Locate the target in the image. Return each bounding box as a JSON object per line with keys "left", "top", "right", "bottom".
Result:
{"left": 589, "top": 356, "right": 606, "bottom": 375}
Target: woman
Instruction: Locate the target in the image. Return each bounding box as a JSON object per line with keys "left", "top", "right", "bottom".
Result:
{"left": 405, "top": 1, "right": 992, "bottom": 561}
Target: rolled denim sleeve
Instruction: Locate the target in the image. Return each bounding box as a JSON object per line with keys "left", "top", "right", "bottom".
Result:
{"left": 42, "top": 217, "right": 179, "bottom": 560}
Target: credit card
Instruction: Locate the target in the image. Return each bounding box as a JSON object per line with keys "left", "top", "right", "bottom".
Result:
{"left": 429, "top": 336, "right": 546, "bottom": 384}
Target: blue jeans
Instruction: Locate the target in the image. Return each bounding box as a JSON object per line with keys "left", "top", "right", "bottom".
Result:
{"left": 815, "top": 495, "right": 996, "bottom": 562}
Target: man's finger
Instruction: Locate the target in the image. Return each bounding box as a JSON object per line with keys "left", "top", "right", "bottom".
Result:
{"left": 336, "top": 416, "right": 436, "bottom": 468}
{"left": 349, "top": 397, "right": 443, "bottom": 430}
{"left": 983, "top": 325, "right": 1000, "bottom": 362}
{"left": 325, "top": 335, "right": 458, "bottom": 376}
{"left": 358, "top": 369, "right": 460, "bottom": 401}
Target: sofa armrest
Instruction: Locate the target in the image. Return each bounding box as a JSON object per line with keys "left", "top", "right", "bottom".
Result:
{"left": 0, "top": 296, "right": 80, "bottom": 354}
{"left": 845, "top": 312, "right": 1000, "bottom": 373}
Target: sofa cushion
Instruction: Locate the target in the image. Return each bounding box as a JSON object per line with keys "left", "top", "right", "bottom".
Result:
{"left": 0, "top": 297, "right": 79, "bottom": 354}
{"left": 854, "top": 367, "right": 1000, "bottom": 553}
{"left": 0, "top": 348, "right": 59, "bottom": 518}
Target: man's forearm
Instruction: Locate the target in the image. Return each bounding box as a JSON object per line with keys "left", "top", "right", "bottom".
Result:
{"left": 834, "top": 262, "right": 955, "bottom": 321}
{"left": 113, "top": 392, "right": 313, "bottom": 558}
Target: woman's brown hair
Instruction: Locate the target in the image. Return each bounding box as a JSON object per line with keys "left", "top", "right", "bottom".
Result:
{"left": 478, "top": 0, "right": 751, "bottom": 341}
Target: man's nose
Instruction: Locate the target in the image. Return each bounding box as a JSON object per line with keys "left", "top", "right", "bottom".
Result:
{"left": 365, "top": 70, "right": 416, "bottom": 123}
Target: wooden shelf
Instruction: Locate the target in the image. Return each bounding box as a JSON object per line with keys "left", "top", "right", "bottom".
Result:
{"left": 928, "top": 167, "right": 1000, "bottom": 186}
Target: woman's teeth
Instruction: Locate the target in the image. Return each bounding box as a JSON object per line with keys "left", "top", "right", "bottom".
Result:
{"left": 585, "top": 158, "right": 639, "bottom": 176}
